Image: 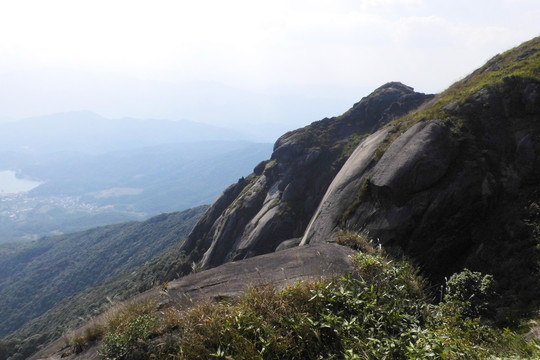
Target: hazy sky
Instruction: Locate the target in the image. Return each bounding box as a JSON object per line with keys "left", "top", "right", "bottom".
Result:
{"left": 0, "top": 0, "right": 538, "bottom": 132}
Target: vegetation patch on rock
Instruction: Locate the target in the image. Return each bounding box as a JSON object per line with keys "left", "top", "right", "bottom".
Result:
{"left": 61, "top": 234, "right": 539, "bottom": 360}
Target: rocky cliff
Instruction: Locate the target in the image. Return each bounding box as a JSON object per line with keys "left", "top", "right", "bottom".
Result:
{"left": 184, "top": 36, "right": 540, "bottom": 304}
{"left": 304, "top": 39, "right": 540, "bottom": 283}
{"left": 181, "top": 82, "right": 433, "bottom": 268}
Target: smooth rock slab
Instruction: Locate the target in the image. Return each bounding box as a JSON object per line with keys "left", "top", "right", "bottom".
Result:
{"left": 33, "top": 242, "right": 356, "bottom": 360}
{"left": 370, "top": 121, "right": 458, "bottom": 195}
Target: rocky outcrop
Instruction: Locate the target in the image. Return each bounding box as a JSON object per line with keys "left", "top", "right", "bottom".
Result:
{"left": 303, "top": 75, "right": 540, "bottom": 280}
{"left": 184, "top": 37, "right": 540, "bottom": 284}
{"left": 181, "top": 83, "right": 433, "bottom": 268}
{"left": 32, "top": 242, "right": 355, "bottom": 360}
{"left": 301, "top": 120, "right": 459, "bottom": 246}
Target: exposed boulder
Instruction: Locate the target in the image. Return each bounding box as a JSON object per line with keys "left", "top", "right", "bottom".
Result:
{"left": 169, "top": 242, "right": 355, "bottom": 303}
{"left": 370, "top": 121, "right": 458, "bottom": 195}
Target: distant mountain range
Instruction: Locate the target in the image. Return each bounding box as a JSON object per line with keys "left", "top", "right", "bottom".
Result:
{"left": 0, "top": 111, "right": 248, "bottom": 154}
{"left": 0, "top": 110, "right": 274, "bottom": 243}
{"left": 0, "top": 70, "right": 355, "bottom": 142}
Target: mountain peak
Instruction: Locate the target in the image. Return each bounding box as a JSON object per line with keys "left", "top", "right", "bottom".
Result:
{"left": 181, "top": 35, "right": 540, "bottom": 297}
{"left": 180, "top": 82, "right": 433, "bottom": 269}
{"left": 374, "top": 81, "right": 414, "bottom": 92}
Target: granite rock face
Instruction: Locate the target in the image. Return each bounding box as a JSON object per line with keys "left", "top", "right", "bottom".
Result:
{"left": 301, "top": 120, "right": 459, "bottom": 246}
{"left": 180, "top": 83, "right": 433, "bottom": 268}
{"left": 183, "top": 38, "right": 540, "bottom": 281}
{"left": 184, "top": 72, "right": 540, "bottom": 280}
{"left": 303, "top": 76, "right": 540, "bottom": 278}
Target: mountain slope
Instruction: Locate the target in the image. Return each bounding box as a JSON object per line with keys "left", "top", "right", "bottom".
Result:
{"left": 7, "top": 36, "right": 540, "bottom": 360}
{"left": 3, "top": 224, "right": 213, "bottom": 360}
{"left": 0, "top": 206, "right": 206, "bottom": 340}
{"left": 301, "top": 36, "right": 540, "bottom": 311}
{"left": 30, "top": 242, "right": 358, "bottom": 360}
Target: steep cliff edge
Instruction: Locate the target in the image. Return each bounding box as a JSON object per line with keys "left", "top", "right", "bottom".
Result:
{"left": 185, "top": 36, "right": 540, "bottom": 315}
{"left": 301, "top": 37, "right": 540, "bottom": 313}
{"left": 181, "top": 83, "right": 433, "bottom": 268}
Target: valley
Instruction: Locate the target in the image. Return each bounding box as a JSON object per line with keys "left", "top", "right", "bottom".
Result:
{"left": 0, "top": 141, "right": 272, "bottom": 243}
{"left": 1, "top": 34, "right": 540, "bottom": 360}
{"left": 0, "top": 192, "right": 137, "bottom": 242}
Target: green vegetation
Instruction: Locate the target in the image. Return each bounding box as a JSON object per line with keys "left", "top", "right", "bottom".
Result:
{"left": 424, "top": 37, "right": 539, "bottom": 120}
{"left": 444, "top": 268, "right": 495, "bottom": 319}
{"left": 335, "top": 230, "right": 378, "bottom": 254}
{"left": 338, "top": 133, "right": 369, "bottom": 161}
{"left": 418, "top": 37, "right": 538, "bottom": 123}
{"left": 373, "top": 132, "right": 396, "bottom": 161}
{"left": 0, "top": 141, "right": 272, "bottom": 243}
{"left": 0, "top": 206, "right": 206, "bottom": 360}
{"left": 341, "top": 177, "right": 371, "bottom": 224}
{"left": 264, "top": 159, "right": 277, "bottom": 171}
{"left": 62, "top": 234, "right": 539, "bottom": 360}
{"left": 374, "top": 36, "right": 540, "bottom": 159}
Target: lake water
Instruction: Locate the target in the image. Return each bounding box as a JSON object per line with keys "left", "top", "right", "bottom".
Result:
{"left": 0, "top": 170, "right": 42, "bottom": 195}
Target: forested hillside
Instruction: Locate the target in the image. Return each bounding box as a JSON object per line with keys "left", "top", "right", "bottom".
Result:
{"left": 0, "top": 206, "right": 206, "bottom": 350}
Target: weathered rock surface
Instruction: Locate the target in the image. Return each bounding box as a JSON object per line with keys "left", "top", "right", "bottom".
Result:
{"left": 181, "top": 82, "right": 433, "bottom": 269}
{"left": 300, "top": 126, "right": 393, "bottom": 245}
{"left": 302, "top": 120, "right": 459, "bottom": 246}
{"left": 33, "top": 242, "right": 355, "bottom": 360}
{"left": 303, "top": 75, "right": 540, "bottom": 279}
{"left": 370, "top": 121, "right": 458, "bottom": 195}
{"left": 168, "top": 242, "right": 355, "bottom": 303}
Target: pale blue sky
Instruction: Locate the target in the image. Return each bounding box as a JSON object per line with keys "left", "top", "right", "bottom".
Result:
{"left": 0, "top": 0, "right": 538, "bottom": 134}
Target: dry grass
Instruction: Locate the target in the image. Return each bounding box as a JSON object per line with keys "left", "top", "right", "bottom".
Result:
{"left": 335, "top": 230, "right": 380, "bottom": 255}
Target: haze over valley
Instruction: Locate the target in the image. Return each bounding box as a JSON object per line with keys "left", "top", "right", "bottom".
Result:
{"left": 1, "top": 1, "right": 540, "bottom": 360}
{"left": 0, "top": 112, "right": 272, "bottom": 243}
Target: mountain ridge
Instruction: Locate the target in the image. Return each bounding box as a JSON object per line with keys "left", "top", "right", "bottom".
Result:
{"left": 0, "top": 111, "right": 247, "bottom": 154}
{"left": 4, "top": 35, "right": 540, "bottom": 360}
{"left": 179, "top": 81, "right": 434, "bottom": 269}
{"left": 182, "top": 36, "right": 540, "bottom": 285}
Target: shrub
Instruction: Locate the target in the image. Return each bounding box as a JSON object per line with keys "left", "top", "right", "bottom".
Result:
{"left": 99, "top": 313, "right": 157, "bottom": 360}
{"left": 444, "top": 268, "right": 495, "bottom": 318}
{"left": 83, "top": 254, "right": 538, "bottom": 360}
